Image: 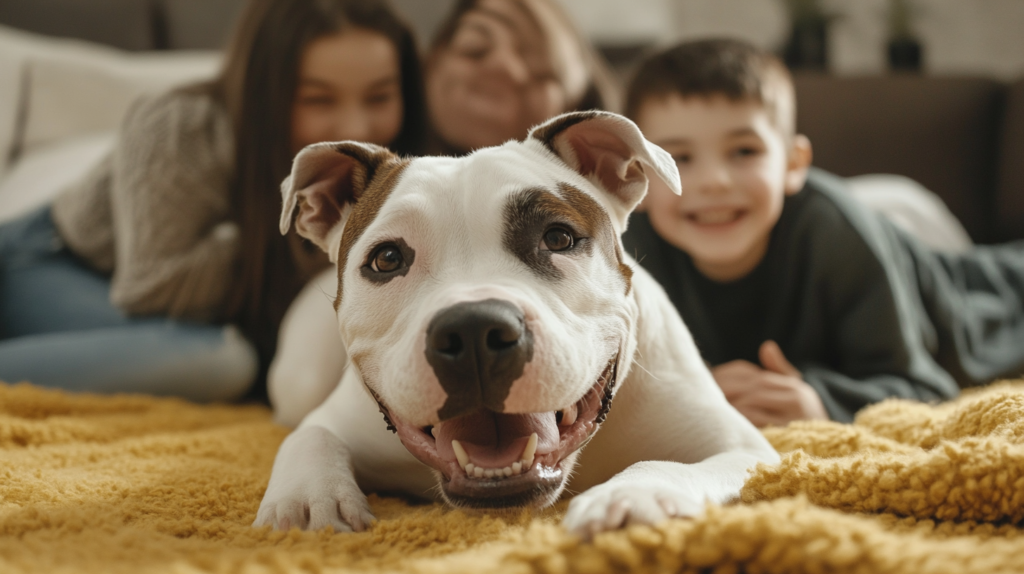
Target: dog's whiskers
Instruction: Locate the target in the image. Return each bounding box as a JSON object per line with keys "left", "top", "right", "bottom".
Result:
{"left": 428, "top": 470, "right": 455, "bottom": 506}
{"left": 631, "top": 357, "right": 659, "bottom": 381}
{"left": 578, "top": 393, "right": 593, "bottom": 414}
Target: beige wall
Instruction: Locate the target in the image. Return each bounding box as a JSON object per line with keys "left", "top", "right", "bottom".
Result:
{"left": 556, "top": 0, "right": 1024, "bottom": 80}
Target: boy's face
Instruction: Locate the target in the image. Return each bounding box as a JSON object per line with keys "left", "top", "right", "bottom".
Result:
{"left": 636, "top": 95, "right": 811, "bottom": 282}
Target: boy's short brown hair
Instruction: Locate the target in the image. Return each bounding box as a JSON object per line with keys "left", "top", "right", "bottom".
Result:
{"left": 625, "top": 38, "right": 796, "bottom": 141}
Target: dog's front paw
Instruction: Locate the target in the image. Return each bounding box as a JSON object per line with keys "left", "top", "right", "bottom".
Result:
{"left": 253, "top": 475, "right": 375, "bottom": 533}
{"left": 563, "top": 465, "right": 706, "bottom": 538}
{"left": 253, "top": 427, "right": 376, "bottom": 532}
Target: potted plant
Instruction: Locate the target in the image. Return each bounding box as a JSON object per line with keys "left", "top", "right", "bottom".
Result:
{"left": 887, "top": 0, "right": 923, "bottom": 71}
{"left": 781, "top": 0, "right": 831, "bottom": 70}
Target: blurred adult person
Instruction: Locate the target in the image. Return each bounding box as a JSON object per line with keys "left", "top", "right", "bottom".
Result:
{"left": 425, "top": 0, "right": 618, "bottom": 153}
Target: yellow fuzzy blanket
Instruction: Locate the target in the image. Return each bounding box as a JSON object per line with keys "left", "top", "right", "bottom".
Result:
{"left": 2, "top": 382, "right": 1023, "bottom": 574}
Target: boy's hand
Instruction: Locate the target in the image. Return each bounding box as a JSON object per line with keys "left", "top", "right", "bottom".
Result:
{"left": 711, "top": 341, "right": 828, "bottom": 427}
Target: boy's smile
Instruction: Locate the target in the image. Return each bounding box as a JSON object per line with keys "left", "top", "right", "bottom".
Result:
{"left": 636, "top": 95, "right": 811, "bottom": 282}
{"left": 686, "top": 206, "right": 748, "bottom": 227}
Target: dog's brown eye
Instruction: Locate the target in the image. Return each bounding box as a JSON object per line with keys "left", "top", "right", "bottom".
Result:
{"left": 371, "top": 245, "right": 403, "bottom": 273}
{"left": 542, "top": 227, "right": 574, "bottom": 252}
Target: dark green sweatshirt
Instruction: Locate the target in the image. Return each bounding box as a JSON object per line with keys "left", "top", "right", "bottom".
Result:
{"left": 623, "top": 168, "right": 1024, "bottom": 422}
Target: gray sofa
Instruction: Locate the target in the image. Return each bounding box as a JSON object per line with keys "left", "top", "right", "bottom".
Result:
{"left": 795, "top": 75, "right": 1024, "bottom": 243}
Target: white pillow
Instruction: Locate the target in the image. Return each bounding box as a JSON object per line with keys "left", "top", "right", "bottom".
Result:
{"left": 846, "top": 174, "right": 973, "bottom": 254}
{"left": 0, "top": 131, "right": 115, "bottom": 224}
{"left": 0, "top": 25, "right": 123, "bottom": 175}
{"left": 0, "top": 27, "right": 41, "bottom": 180}
{"left": 0, "top": 24, "right": 220, "bottom": 166}
{"left": 22, "top": 50, "right": 220, "bottom": 154}
{"left": 0, "top": 49, "right": 20, "bottom": 182}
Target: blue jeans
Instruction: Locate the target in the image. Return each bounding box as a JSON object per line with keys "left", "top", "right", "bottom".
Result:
{"left": 0, "top": 207, "right": 257, "bottom": 402}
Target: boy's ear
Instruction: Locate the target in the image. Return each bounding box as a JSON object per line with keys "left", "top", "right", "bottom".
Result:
{"left": 280, "top": 141, "right": 397, "bottom": 262}
{"left": 784, "top": 134, "right": 813, "bottom": 195}
{"left": 528, "top": 111, "right": 681, "bottom": 229}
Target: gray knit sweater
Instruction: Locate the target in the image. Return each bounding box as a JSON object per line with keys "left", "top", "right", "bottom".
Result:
{"left": 52, "top": 90, "right": 239, "bottom": 322}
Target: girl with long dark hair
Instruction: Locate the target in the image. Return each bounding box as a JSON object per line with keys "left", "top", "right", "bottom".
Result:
{"left": 0, "top": 0, "right": 426, "bottom": 401}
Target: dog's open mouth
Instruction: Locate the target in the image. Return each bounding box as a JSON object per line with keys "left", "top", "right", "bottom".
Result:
{"left": 385, "top": 354, "right": 619, "bottom": 508}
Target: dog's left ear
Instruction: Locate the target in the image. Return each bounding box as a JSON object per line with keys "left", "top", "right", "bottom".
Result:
{"left": 528, "top": 111, "right": 681, "bottom": 229}
{"left": 280, "top": 141, "right": 397, "bottom": 262}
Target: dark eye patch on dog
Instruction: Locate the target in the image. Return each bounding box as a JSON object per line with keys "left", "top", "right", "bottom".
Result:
{"left": 503, "top": 183, "right": 629, "bottom": 292}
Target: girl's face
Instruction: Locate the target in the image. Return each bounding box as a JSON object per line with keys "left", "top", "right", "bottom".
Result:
{"left": 291, "top": 28, "right": 404, "bottom": 154}
{"left": 426, "top": 0, "right": 585, "bottom": 152}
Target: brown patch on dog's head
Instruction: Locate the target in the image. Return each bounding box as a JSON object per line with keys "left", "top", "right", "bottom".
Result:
{"left": 334, "top": 159, "right": 410, "bottom": 309}
{"left": 503, "top": 182, "right": 629, "bottom": 294}
{"left": 278, "top": 141, "right": 410, "bottom": 308}
{"left": 557, "top": 183, "right": 632, "bottom": 295}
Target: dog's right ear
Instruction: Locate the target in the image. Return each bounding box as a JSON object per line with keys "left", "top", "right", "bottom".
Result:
{"left": 280, "top": 141, "right": 396, "bottom": 261}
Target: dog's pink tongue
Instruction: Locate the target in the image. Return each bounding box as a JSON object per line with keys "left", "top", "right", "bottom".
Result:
{"left": 434, "top": 410, "right": 559, "bottom": 468}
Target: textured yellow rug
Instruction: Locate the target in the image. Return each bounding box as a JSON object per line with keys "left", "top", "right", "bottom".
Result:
{"left": 2, "top": 381, "right": 1024, "bottom": 574}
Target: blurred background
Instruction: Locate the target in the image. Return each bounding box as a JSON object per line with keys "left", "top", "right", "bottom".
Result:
{"left": 1, "top": 0, "right": 1022, "bottom": 242}
{"left": 2, "top": 0, "right": 1022, "bottom": 78}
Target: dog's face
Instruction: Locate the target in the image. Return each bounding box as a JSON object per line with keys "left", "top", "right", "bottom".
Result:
{"left": 280, "top": 112, "right": 681, "bottom": 509}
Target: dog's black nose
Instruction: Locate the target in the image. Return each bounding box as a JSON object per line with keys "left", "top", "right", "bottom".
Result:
{"left": 426, "top": 299, "right": 533, "bottom": 420}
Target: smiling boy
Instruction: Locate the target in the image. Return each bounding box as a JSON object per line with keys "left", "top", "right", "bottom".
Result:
{"left": 622, "top": 39, "right": 1024, "bottom": 426}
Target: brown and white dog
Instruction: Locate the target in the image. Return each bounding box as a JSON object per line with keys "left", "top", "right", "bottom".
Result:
{"left": 255, "top": 111, "right": 778, "bottom": 537}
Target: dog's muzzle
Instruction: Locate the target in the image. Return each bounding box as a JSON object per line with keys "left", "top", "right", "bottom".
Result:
{"left": 425, "top": 298, "right": 533, "bottom": 420}
{"left": 365, "top": 298, "right": 620, "bottom": 509}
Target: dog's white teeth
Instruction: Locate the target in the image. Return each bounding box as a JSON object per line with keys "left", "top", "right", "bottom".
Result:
{"left": 560, "top": 404, "right": 578, "bottom": 426}
{"left": 463, "top": 462, "right": 519, "bottom": 479}
{"left": 458, "top": 434, "right": 539, "bottom": 479}
{"left": 452, "top": 440, "right": 469, "bottom": 468}
{"left": 520, "top": 432, "right": 538, "bottom": 467}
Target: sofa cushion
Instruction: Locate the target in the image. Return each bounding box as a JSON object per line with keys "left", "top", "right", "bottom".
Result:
{"left": 0, "top": 24, "right": 73, "bottom": 178}
{"left": 0, "top": 25, "right": 220, "bottom": 219}
{"left": 0, "top": 25, "right": 219, "bottom": 161}
{"left": 0, "top": 132, "right": 115, "bottom": 224}
{"left": 995, "top": 77, "right": 1024, "bottom": 242}
{"left": 21, "top": 49, "right": 219, "bottom": 154}
{"left": 0, "top": 48, "right": 23, "bottom": 180}
{"left": 795, "top": 75, "right": 1005, "bottom": 243}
